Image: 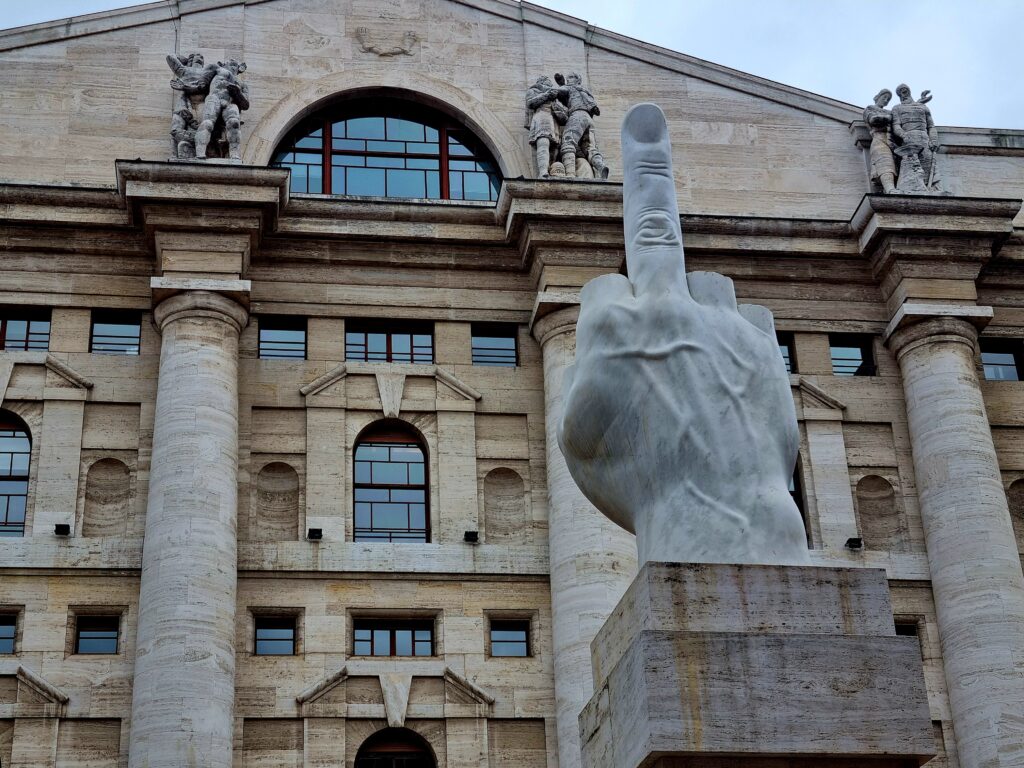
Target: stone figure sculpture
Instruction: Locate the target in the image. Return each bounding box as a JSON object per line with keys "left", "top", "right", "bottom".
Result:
{"left": 890, "top": 84, "right": 940, "bottom": 193}
{"left": 557, "top": 103, "right": 810, "bottom": 566}
{"left": 524, "top": 75, "right": 568, "bottom": 177}
{"left": 553, "top": 73, "right": 609, "bottom": 179}
{"left": 863, "top": 89, "right": 897, "bottom": 194}
{"left": 165, "top": 53, "right": 249, "bottom": 161}
{"left": 524, "top": 72, "right": 609, "bottom": 180}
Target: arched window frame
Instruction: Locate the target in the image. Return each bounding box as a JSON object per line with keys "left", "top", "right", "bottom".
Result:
{"left": 271, "top": 98, "right": 502, "bottom": 202}
{"left": 0, "top": 412, "right": 31, "bottom": 537}
{"left": 353, "top": 422, "right": 429, "bottom": 543}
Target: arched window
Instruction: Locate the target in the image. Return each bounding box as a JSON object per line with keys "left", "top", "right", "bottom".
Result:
{"left": 355, "top": 728, "right": 436, "bottom": 768}
{"left": 271, "top": 98, "right": 501, "bottom": 201}
{"left": 0, "top": 413, "right": 31, "bottom": 537}
{"left": 354, "top": 422, "right": 428, "bottom": 543}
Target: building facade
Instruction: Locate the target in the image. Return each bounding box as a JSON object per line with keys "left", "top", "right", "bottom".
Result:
{"left": 0, "top": 1, "right": 1023, "bottom": 766}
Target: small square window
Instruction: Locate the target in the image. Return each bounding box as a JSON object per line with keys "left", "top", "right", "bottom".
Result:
{"left": 0, "top": 307, "right": 51, "bottom": 351}
{"left": 75, "top": 615, "right": 119, "bottom": 654}
{"left": 490, "top": 619, "right": 530, "bottom": 657}
{"left": 829, "top": 333, "right": 876, "bottom": 376}
{"left": 258, "top": 316, "right": 307, "bottom": 360}
{"left": 0, "top": 614, "right": 16, "bottom": 654}
{"left": 472, "top": 323, "right": 518, "bottom": 367}
{"left": 254, "top": 615, "right": 297, "bottom": 655}
{"left": 776, "top": 331, "right": 796, "bottom": 374}
{"left": 90, "top": 311, "right": 141, "bottom": 355}
{"left": 980, "top": 339, "right": 1024, "bottom": 381}
{"left": 894, "top": 621, "right": 919, "bottom": 637}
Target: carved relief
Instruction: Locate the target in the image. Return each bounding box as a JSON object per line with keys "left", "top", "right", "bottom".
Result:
{"left": 165, "top": 53, "right": 250, "bottom": 161}
{"left": 525, "top": 72, "right": 609, "bottom": 180}
{"left": 355, "top": 27, "right": 419, "bottom": 57}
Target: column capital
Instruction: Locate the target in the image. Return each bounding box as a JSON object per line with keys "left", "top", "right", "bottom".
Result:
{"left": 531, "top": 304, "right": 580, "bottom": 347}
{"left": 153, "top": 290, "right": 250, "bottom": 335}
{"left": 850, "top": 194, "right": 1019, "bottom": 313}
{"left": 885, "top": 309, "right": 987, "bottom": 361}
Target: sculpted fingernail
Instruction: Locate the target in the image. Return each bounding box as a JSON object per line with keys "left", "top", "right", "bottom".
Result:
{"left": 623, "top": 103, "right": 668, "bottom": 145}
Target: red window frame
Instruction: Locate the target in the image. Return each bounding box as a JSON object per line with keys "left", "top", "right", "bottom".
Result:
{"left": 271, "top": 99, "right": 501, "bottom": 201}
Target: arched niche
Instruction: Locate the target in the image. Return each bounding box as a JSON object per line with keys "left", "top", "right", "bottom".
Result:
{"left": 856, "top": 475, "right": 907, "bottom": 552}
{"left": 82, "top": 458, "right": 130, "bottom": 537}
{"left": 1007, "top": 478, "right": 1024, "bottom": 554}
{"left": 245, "top": 73, "right": 528, "bottom": 178}
{"left": 252, "top": 462, "right": 300, "bottom": 542}
{"left": 484, "top": 467, "right": 527, "bottom": 542}
{"left": 354, "top": 727, "right": 437, "bottom": 768}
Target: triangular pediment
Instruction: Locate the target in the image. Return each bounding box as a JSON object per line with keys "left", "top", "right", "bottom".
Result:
{"left": 798, "top": 377, "right": 847, "bottom": 412}
{"left": 0, "top": 0, "right": 859, "bottom": 123}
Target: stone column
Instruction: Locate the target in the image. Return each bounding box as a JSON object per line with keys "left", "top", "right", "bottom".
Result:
{"left": 888, "top": 312, "right": 1024, "bottom": 768}
{"left": 128, "top": 291, "right": 248, "bottom": 768}
{"left": 532, "top": 307, "right": 637, "bottom": 768}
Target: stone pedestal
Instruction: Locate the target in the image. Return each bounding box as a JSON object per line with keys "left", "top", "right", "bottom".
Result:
{"left": 579, "top": 563, "right": 935, "bottom": 768}
{"left": 128, "top": 291, "right": 248, "bottom": 768}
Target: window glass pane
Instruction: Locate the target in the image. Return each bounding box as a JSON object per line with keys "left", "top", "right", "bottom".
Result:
{"left": 333, "top": 138, "right": 366, "bottom": 151}
{"left": 426, "top": 172, "right": 440, "bottom": 199}
{"left": 333, "top": 155, "right": 367, "bottom": 167}
{"left": 367, "top": 140, "right": 405, "bottom": 153}
{"left": 372, "top": 629, "right": 390, "bottom": 655}
{"left": 395, "top": 630, "right": 413, "bottom": 656}
{"left": 0, "top": 623, "right": 13, "bottom": 653}
{"left": 407, "top": 144, "right": 439, "bottom": 156}
{"left": 347, "top": 117, "right": 386, "bottom": 140}
{"left": 259, "top": 318, "right": 307, "bottom": 360}
{"left": 76, "top": 616, "right": 119, "bottom": 654}
{"left": 463, "top": 172, "right": 491, "bottom": 201}
{"left": 387, "top": 169, "right": 426, "bottom": 198}
{"left": 367, "top": 156, "right": 405, "bottom": 168}
{"left": 407, "top": 158, "right": 440, "bottom": 170}
{"left": 386, "top": 118, "right": 426, "bottom": 142}
{"left": 347, "top": 167, "right": 386, "bottom": 196}
{"left": 295, "top": 135, "right": 322, "bottom": 149}
{"left": 308, "top": 164, "right": 323, "bottom": 194}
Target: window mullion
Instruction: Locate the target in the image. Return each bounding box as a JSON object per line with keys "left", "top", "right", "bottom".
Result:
{"left": 440, "top": 126, "right": 450, "bottom": 199}
{"left": 322, "top": 119, "right": 332, "bottom": 195}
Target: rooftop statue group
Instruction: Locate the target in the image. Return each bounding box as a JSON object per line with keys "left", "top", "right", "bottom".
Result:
{"left": 864, "top": 84, "right": 943, "bottom": 194}
{"left": 525, "top": 72, "right": 609, "bottom": 180}
{"left": 165, "top": 53, "right": 250, "bottom": 161}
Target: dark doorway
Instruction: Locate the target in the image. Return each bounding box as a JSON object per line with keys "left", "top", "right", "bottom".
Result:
{"left": 354, "top": 727, "right": 437, "bottom": 768}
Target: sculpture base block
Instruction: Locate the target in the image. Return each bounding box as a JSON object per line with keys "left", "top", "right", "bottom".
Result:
{"left": 579, "top": 563, "right": 935, "bottom": 768}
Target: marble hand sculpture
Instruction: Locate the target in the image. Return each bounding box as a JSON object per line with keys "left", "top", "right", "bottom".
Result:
{"left": 557, "top": 103, "right": 810, "bottom": 566}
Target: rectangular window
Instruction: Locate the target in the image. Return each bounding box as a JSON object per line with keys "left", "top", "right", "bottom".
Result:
{"left": 90, "top": 311, "right": 141, "bottom": 355}
{"left": 490, "top": 619, "right": 530, "bottom": 657}
{"left": 352, "top": 618, "right": 433, "bottom": 657}
{"left": 258, "top": 316, "right": 307, "bottom": 360}
{"left": 980, "top": 339, "right": 1023, "bottom": 381}
{"left": 0, "top": 614, "right": 16, "bottom": 654}
{"left": 0, "top": 308, "right": 50, "bottom": 351}
{"left": 345, "top": 320, "right": 434, "bottom": 364}
{"left": 74, "top": 615, "right": 119, "bottom": 654}
{"left": 254, "top": 615, "right": 297, "bottom": 655}
{"left": 472, "top": 323, "right": 518, "bottom": 367}
{"left": 776, "top": 331, "right": 796, "bottom": 374}
{"left": 829, "top": 333, "right": 876, "bottom": 376}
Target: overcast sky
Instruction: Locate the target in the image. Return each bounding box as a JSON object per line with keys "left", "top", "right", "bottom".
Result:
{"left": 1, "top": 0, "right": 1021, "bottom": 128}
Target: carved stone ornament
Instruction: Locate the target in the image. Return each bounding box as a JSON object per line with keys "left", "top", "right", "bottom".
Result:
{"left": 525, "top": 72, "right": 609, "bottom": 180}
{"left": 355, "top": 27, "right": 419, "bottom": 57}
{"left": 165, "top": 53, "right": 250, "bottom": 162}
{"left": 863, "top": 84, "right": 943, "bottom": 194}
{"left": 557, "top": 104, "right": 809, "bottom": 566}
